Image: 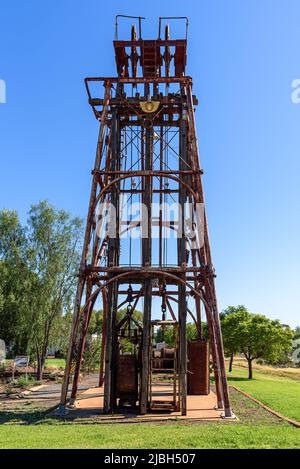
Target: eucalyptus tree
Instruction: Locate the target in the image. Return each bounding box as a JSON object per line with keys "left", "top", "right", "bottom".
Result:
{"left": 26, "top": 201, "right": 82, "bottom": 379}
{"left": 0, "top": 209, "right": 32, "bottom": 353}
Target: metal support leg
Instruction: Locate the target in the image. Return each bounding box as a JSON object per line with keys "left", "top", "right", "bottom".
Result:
{"left": 103, "top": 282, "right": 114, "bottom": 413}
{"left": 140, "top": 278, "right": 152, "bottom": 414}
{"left": 179, "top": 283, "right": 187, "bottom": 415}
{"left": 58, "top": 278, "right": 85, "bottom": 415}
{"left": 99, "top": 288, "right": 108, "bottom": 387}
{"left": 205, "top": 306, "right": 224, "bottom": 409}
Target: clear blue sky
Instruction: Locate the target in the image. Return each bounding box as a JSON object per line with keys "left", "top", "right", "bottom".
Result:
{"left": 0, "top": 1, "right": 299, "bottom": 327}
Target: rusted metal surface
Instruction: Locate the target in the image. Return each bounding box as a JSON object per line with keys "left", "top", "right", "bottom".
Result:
{"left": 59, "top": 16, "right": 233, "bottom": 419}
{"left": 116, "top": 355, "right": 138, "bottom": 403}
{"left": 187, "top": 340, "right": 210, "bottom": 395}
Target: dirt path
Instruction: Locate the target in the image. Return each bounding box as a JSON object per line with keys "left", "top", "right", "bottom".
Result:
{"left": 0, "top": 373, "right": 100, "bottom": 423}
{"left": 21, "top": 373, "right": 99, "bottom": 401}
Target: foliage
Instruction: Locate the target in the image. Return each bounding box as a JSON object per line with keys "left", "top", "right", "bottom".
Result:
{"left": 294, "top": 326, "right": 300, "bottom": 339}
{"left": 0, "top": 210, "right": 33, "bottom": 354}
{"left": 25, "top": 201, "right": 83, "bottom": 379}
{"left": 81, "top": 335, "right": 101, "bottom": 373}
{"left": 221, "top": 305, "right": 249, "bottom": 371}
{"left": 221, "top": 309, "right": 294, "bottom": 378}
{"left": 220, "top": 304, "right": 249, "bottom": 321}
{"left": 117, "top": 308, "right": 143, "bottom": 325}
{"left": 14, "top": 375, "right": 38, "bottom": 389}
{"left": 88, "top": 309, "right": 103, "bottom": 335}
{"left": 47, "top": 312, "right": 73, "bottom": 357}
{"left": 0, "top": 202, "right": 83, "bottom": 379}
{"left": 155, "top": 323, "right": 198, "bottom": 347}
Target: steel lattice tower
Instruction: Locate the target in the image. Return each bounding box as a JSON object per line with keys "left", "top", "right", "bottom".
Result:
{"left": 59, "top": 16, "right": 233, "bottom": 418}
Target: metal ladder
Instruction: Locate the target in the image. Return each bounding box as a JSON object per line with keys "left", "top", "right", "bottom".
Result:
{"left": 149, "top": 320, "right": 180, "bottom": 411}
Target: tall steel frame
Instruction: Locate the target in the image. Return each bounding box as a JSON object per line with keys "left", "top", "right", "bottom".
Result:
{"left": 59, "top": 17, "right": 233, "bottom": 418}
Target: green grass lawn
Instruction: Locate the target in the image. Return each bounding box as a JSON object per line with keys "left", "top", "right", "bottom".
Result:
{"left": 0, "top": 423, "right": 299, "bottom": 449}
{"left": 1, "top": 364, "right": 299, "bottom": 449}
{"left": 45, "top": 358, "right": 66, "bottom": 369}
{"left": 0, "top": 386, "right": 299, "bottom": 449}
{"left": 226, "top": 366, "right": 300, "bottom": 422}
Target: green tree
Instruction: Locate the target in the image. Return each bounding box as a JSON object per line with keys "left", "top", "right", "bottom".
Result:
{"left": 117, "top": 308, "right": 142, "bottom": 325}
{"left": 222, "top": 310, "right": 293, "bottom": 379}
{"left": 0, "top": 203, "right": 83, "bottom": 377}
{"left": 88, "top": 310, "right": 103, "bottom": 335}
{"left": 26, "top": 201, "right": 82, "bottom": 379}
{"left": 156, "top": 322, "right": 198, "bottom": 346}
{"left": 0, "top": 210, "right": 32, "bottom": 354}
{"left": 48, "top": 311, "right": 73, "bottom": 357}
{"left": 221, "top": 305, "right": 249, "bottom": 372}
{"left": 294, "top": 326, "right": 300, "bottom": 339}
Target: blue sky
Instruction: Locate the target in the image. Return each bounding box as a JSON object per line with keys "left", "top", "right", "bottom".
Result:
{"left": 0, "top": 1, "right": 299, "bottom": 327}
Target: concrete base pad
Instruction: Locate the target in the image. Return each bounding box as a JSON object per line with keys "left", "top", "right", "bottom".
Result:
{"left": 65, "top": 383, "right": 227, "bottom": 423}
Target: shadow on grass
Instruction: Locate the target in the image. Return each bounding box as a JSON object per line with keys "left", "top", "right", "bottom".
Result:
{"left": 227, "top": 377, "right": 254, "bottom": 382}
{"left": 0, "top": 405, "right": 58, "bottom": 424}
{"left": 210, "top": 376, "right": 253, "bottom": 384}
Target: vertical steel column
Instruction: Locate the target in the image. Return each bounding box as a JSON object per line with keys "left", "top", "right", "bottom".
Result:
{"left": 140, "top": 278, "right": 152, "bottom": 414}
{"left": 142, "top": 120, "right": 153, "bottom": 266}
{"left": 110, "top": 284, "right": 119, "bottom": 410}
{"left": 99, "top": 288, "right": 108, "bottom": 387}
{"left": 178, "top": 284, "right": 187, "bottom": 415}
{"left": 103, "top": 107, "right": 120, "bottom": 413}
{"left": 178, "top": 108, "right": 188, "bottom": 415}
{"left": 204, "top": 304, "right": 224, "bottom": 409}
{"left": 103, "top": 282, "right": 114, "bottom": 413}
{"left": 159, "top": 126, "right": 164, "bottom": 267}
{"left": 140, "top": 118, "right": 153, "bottom": 414}
{"left": 110, "top": 102, "right": 121, "bottom": 411}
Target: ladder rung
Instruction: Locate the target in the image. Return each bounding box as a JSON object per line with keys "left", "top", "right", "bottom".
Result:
{"left": 152, "top": 368, "right": 175, "bottom": 372}
{"left": 150, "top": 402, "right": 175, "bottom": 410}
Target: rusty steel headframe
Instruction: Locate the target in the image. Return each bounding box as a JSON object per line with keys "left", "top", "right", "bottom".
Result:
{"left": 59, "top": 16, "right": 233, "bottom": 418}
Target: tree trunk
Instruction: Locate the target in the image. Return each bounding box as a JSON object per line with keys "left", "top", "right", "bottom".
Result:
{"left": 36, "top": 356, "right": 42, "bottom": 381}
{"left": 36, "top": 349, "right": 45, "bottom": 381}
{"left": 229, "top": 353, "right": 234, "bottom": 372}
{"left": 36, "top": 319, "right": 52, "bottom": 382}
{"left": 247, "top": 358, "right": 253, "bottom": 379}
